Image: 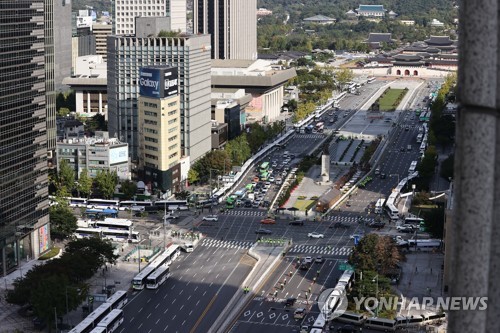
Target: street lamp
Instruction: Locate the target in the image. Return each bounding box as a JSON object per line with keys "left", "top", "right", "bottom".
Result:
{"left": 372, "top": 274, "right": 379, "bottom": 317}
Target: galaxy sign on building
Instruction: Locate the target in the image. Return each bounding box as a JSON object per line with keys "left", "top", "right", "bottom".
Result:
{"left": 139, "top": 66, "right": 179, "bottom": 98}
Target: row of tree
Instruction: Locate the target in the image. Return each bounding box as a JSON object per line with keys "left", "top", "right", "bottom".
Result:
{"left": 188, "top": 122, "right": 286, "bottom": 185}
{"left": 7, "top": 237, "right": 118, "bottom": 331}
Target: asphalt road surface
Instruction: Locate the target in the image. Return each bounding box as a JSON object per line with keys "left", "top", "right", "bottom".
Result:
{"left": 119, "top": 244, "right": 252, "bottom": 333}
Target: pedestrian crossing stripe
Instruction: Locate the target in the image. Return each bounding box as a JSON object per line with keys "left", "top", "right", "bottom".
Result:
{"left": 222, "top": 210, "right": 266, "bottom": 217}
{"left": 323, "top": 216, "right": 374, "bottom": 224}
{"left": 294, "top": 134, "right": 325, "bottom": 140}
{"left": 288, "top": 245, "right": 352, "bottom": 256}
{"left": 200, "top": 238, "right": 253, "bottom": 249}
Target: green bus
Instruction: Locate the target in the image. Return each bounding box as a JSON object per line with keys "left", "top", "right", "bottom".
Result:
{"left": 245, "top": 183, "right": 255, "bottom": 191}
{"left": 415, "top": 109, "right": 422, "bottom": 116}
{"left": 259, "top": 162, "right": 270, "bottom": 173}
{"left": 226, "top": 195, "right": 236, "bottom": 209}
{"left": 260, "top": 171, "right": 269, "bottom": 181}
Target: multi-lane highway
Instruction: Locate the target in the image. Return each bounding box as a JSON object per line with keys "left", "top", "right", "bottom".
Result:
{"left": 120, "top": 244, "right": 252, "bottom": 333}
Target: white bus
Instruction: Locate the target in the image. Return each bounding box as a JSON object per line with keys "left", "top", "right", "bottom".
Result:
{"left": 160, "top": 244, "right": 181, "bottom": 265}
{"left": 105, "top": 290, "right": 128, "bottom": 310}
{"left": 119, "top": 200, "right": 153, "bottom": 211}
{"left": 87, "top": 199, "right": 120, "bottom": 210}
{"left": 75, "top": 227, "right": 103, "bottom": 239}
{"left": 132, "top": 266, "right": 157, "bottom": 290}
{"left": 367, "top": 77, "right": 376, "bottom": 84}
{"left": 64, "top": 197, "right": 88, "bottom": 208}
{"left": 408, "top": 161, "right": 418, "bottom": 175}
{"left": 154, "top": 200, "right": 189, "bottom": 211}
{"left": 146, "top": 266, "right": 171, "bottom": 289}
{"left": 102, "top": 229, "right": 140, "bottom": 243}
{"left": 364, "top": 317, "right": 397, "bottom": 332}
{"left": 337, "top": 270, "right": 354, "bottom": 290}
{"left": 374, "top": 198, "right": 385, "bottom": 214}
{"left": 95, "top": 218, "right": 133, "bottom": 231}
{"left": 69, "top": 303, "right": 112, "bottom": 333}
{"left": 180, "top": 243, "right": 194, "bottom": 253}
{"left": 95, "top": 309, "right": 124, "bottom": 333}
{"left": 416, "top": 133, "right": 423, "bottom": 143}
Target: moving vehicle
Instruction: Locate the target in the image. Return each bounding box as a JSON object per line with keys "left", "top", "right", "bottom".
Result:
{"left": 87, "top": 199, "right": 120, "bottom": 210}
{"left": 180, "top": 243, "right": 194, "bottom": 253}
{"left": 145, "top": 266, "right": 171, "bottom": 289}
{"left": 315, "top": 256, "right": 324, "bottom": 263}
{"left": 294, "top": 308, "right": 306, "bottom": 319}
{"left": 202, "top": 215, "right": 219, "bottom": 221}
{"left": 154, "top": 200, "right": 189, "bottom": 211}
{"left": 374, "top": 198, "right": 385, "bottom": 214}
{"left": 132, "top": 245, "right": 180, "bottom": 290}
{"left": 308, "top": 232, "right": 324, "bottom": 238}
{"left": 260, "top": 218, "right": 276, "bottom": 225}
{"left": 255, "top": 228, "right": 272, "bottom": 235}
{"left": 368, "top": 221, "right": 386, "bottom": 228}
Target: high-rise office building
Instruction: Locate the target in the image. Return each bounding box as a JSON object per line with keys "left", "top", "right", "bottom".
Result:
{"left": 194, "top": 0, "right": 257, "bottom": 60}
{"left": 114, "top": 0, "right": 186, "bottom": 35}
{"left": 138, "top": 66, "right": 182, "bottom": 193}
{"left": 53, "top": 0, "right": 72, "bottom": 92}
{"left": 92, "top": 23, "right": 112, "bottom": 61}
{"left": 0, "top": 0, "right": 51, "bottom": 276}
{"left": 107, "top": 34, "right": 212, "bottom": 163}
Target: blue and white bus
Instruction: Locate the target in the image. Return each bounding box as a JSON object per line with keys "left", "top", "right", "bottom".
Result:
{"left": 95, "top": 309, "right": 124, "bottom": 333}
{"left": 154, "top": 200, "right": 189, "bottom": 211}
{"left": 146, "top": 266, "right": 171, "bottom": 289}
{"left": 94, "top": 218, "right": 133, "bottom": 231}
{"left": 87, "top": 199, "right": 120, "bottom": 210}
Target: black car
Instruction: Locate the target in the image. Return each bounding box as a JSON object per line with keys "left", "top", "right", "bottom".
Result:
{"left": 244, "top": 200, "right": 253, "bottom": 208}
{"left": 369, "top": 221, "right": 386, "bottom": 228}
{"left": 289, "top": 220, "right": 304, "bottom": 226}
{"left": 255, "top": 228, "right": 272, "bottom": 235}
{"left": 262, "top": 200, "right": 271, "bottom": 208}
{"left": 284, "top": 297, "right": 297, "bottom": 306}
{"left": 380, "top": 173, "right": 387, "bottom": 179}
{"left": 333, "top": 221, "right": 349, "bottom": 229}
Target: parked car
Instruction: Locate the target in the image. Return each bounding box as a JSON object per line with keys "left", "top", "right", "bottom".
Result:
{"left": 308, "top": 232, "right": 324, "bottom": 239}
{"left": 202, "top": 215, "right": 218, "bottom": 222}
{"left": 255, "top": 228, "right": 272, "bottom": 235}
{"left": 289, "top": 220, "right": 304, "bottom": 226}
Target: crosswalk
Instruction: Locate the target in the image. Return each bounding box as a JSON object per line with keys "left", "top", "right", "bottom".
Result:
{"left": 323, "top": 215, "right": 374, "bottom": 224}
{"left": 200, "top": 238, "right": 253, "bottom": 249}
{"left": 222, "top": 209, "right": 266, "bottom": 217}
{"left": 288, "top": 245, "right": 352, "bottom": 256}
{"left": 293, "top": 133, "right": 325, "bottom": 140}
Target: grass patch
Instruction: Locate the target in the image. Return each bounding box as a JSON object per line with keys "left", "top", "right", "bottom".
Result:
{"left": 378, "top": 88, "right": 407, "bottom": 111}
{"left": 38, "top": 247, "right": 61, "bottom": 260}
{"left": 294, "top": 199, "right": 316, "bottom": 211}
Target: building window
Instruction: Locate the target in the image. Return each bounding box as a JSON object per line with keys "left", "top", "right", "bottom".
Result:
{"left": 168, "top": 152, "right": 178, "bottom": 159}
{"left": 168, "top": 101, "right": 177, "bottom": 107}
{"left": 145, "top": 136, "right": 158, "bottom": 143}
{"left": 144, "top": 111, "right": 157, "bottom": 117}
{"left": 168, "top": 135, "right": 177, "bottom": 142}
{"left": 168, "top": 143, "right": 177, "bottom": 150}
{"left": 145, "top": 119, "right": 158, "bottom": 125}
{"left": 168, "top": 118, "right": 177, "bottom": 125}
{"left": 168, "top": 126, "right": 178, "bottom": 133}
{"left": 145, "top": 145, "right": 158, "bottom": 151}
{"left": 167, "top": 110, "right": 177, "bottom": 116}
{"left": 144, "top": 128, "right": 158, "bottom": 134}
{"left": 145, "top": 153, "right": 158, "bottom": 160}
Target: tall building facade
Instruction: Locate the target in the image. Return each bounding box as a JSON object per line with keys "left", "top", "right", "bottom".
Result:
{"left": 107, "top": 34, "right": 212, "bottom": 163}
{"left": 114, "top": 0, "right": 186, "bottom": 35}
{"left": 0, "top": 0, "right": 51, "bottom": 275}
{"left": 138, "top": 66, "right": 182, "bottom": 193}
{"left": 92, "top": 23, "right": 112, "bottom": 61}
{"left": 53, "top": 0, "right": 72, "bottom": 92}
{"left": 194, "top": 0, "right": 257, "bottom": 60}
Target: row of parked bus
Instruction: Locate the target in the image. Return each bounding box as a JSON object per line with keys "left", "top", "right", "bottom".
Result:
{"left": 131, "top": 245, "right": 181, "bottom": 291}
{"left": 68, "top": 291, "right": 128, "bottom": 333}
{"left": 50, "top": 197, "right": 190, "bottom": 212}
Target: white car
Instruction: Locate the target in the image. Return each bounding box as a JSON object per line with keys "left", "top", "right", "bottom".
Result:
{"left": 308, "top": 232, "right": 324, "bottom": 239}
{"left": 202, "top": 215, "right": 218, "bottom": 221}
{"left": 269, "top": 176, "right": 275, "bottom": 182}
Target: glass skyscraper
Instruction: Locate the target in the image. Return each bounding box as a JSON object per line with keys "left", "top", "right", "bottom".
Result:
{"left": 0, "top": 0, "right": 51, "bottom": 275}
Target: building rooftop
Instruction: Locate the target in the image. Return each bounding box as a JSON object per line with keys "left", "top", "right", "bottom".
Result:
{"left": 367, "top": 33, "right": 393, "bottom": 43}
{"left": 303, "top": 15, "right": 336, "bottom": 22}
{"left": 424, "top": 35, "right": 455, "bottom": 46}
{"left": 357, "top": 5, "right": 386, "bottom": 12}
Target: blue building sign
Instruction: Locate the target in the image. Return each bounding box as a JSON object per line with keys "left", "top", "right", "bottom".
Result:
{"left": 139, "top": 66, "right": 178, "bottom": 99}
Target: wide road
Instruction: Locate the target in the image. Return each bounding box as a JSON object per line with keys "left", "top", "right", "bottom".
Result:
{"left": 229, "top": 255, "right": 345, "bottom": 333}
{"left": 120, "top": 244, "right": 253, "bottom": 333}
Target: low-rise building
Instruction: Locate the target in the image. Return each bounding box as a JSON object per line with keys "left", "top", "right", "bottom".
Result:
{"left": 62, "top": 55, "right": 107, "bottom": 119}
{"left": 356, "top": 5, "right": 386, "bottom": 18}
{"left": 56, "top": 131, "right": 130, "bottom": 180}
{"left": 303, "top": 15, "right": 336, "bottom": 25}
{"left": 211, "top": 59, "right": 296, "bottom": 123}
{"left": 211, "top": 122, "right": 228, "bottom": 150}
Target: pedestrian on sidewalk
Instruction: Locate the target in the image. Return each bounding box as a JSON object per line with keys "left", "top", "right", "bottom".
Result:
{"left": 283, "top": 278, "right": 287, "bottom": 285}
{"left": 415, "top": 266, "right": 418, "bottom": 273}
{"left": 289, "top": 271, "right": 293, "bottom": 277}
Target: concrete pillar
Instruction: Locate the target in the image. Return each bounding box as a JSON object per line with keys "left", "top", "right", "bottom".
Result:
{"left": 450, "top": 0, "right": 500, "bottom": 331}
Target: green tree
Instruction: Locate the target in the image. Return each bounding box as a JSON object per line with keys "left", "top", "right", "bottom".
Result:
{"left": 94, "top": 170, "right": 118, "bottom": 199}
{"left": 334, "top": 68, "right": 355, "bottom": 90}
{"left": 349, "top": 234, "right": 403, "bottom": 276}
{"left": 65, "top": 237, "right": 119, "bottom": 268}
{"left": 77, "top": 169, "right": 93, "bottom": 198}
{"left": 58, "top": 159, "right": 76, "bottom": 192}
{"left": 49, "top": 206, "right": 78, "bottom": 239}
{"left": 188, "top": 168, "right": 199, "bottom": 185}
{"left": 158, "top": 29, "right": 181, "bottom": 37}
{"left": 246, "top": 123, "right": 268, "bottom": 153}
{"left": 85, "top": 113, "right": 107, "bottom": 133}
{"left": 58, "top": 107, "right": 70, "bottom": 117}
{"left": 225, "top": 134, "right": 251, "bottom": 166}
{"left": 120, "top": 180, "right": 137, "bottom": 200}
{"left": 440, "top": 154, "right": 454, "bottom": 180}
